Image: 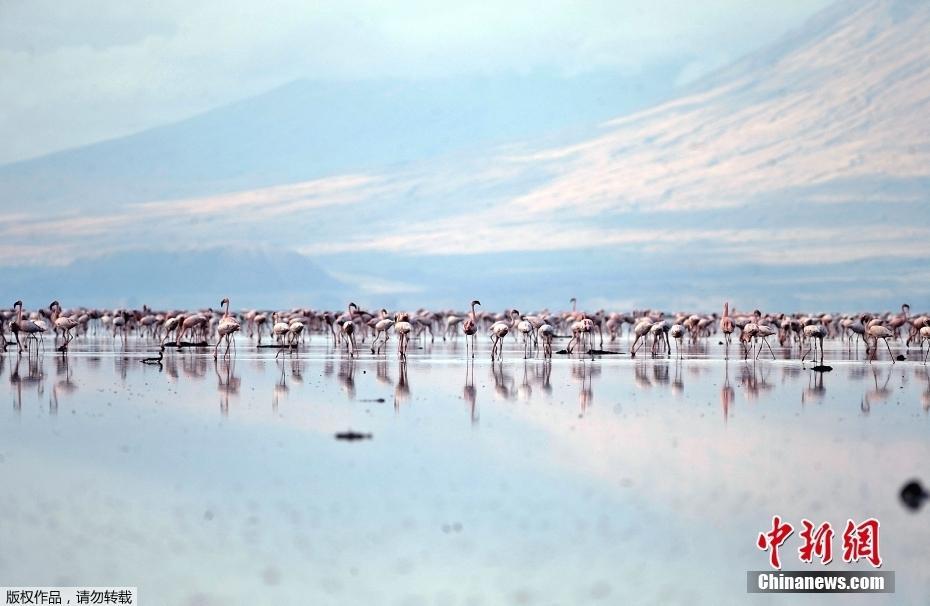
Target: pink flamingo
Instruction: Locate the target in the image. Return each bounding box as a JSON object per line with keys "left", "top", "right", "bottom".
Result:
{"left": 721, "top": 302, "right": 734, "bottom": 346}
{"left": 49, "top": 300, "right": 80, "bottom": 350}
{"left": 461, "top": 300, "right": 480, "bottom": 358}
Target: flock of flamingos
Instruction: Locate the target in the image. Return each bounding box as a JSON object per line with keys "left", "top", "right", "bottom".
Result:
{"left": 3, "top": 298, "right": 929, "bottom": 366}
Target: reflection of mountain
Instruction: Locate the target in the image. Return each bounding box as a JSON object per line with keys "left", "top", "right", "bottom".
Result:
{"left": 4, "top": 248, "right": 347, "bottom": 308}
{"left": 2, "top": 1, "right": 929, "bottom": 310}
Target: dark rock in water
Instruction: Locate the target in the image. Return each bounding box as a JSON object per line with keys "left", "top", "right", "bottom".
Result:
{"left": 896, "top": 354, "right": 907, "bottom": 361}
{"left": 176, "top": 341, "right": 208, "bottom": 347}
{"left": 555, "top": 349, "right": 570, "bottom": 355}
{"left": 812, "top": 365, "right": 833, "bottom": 372}
{"left": 718, "top": 341, "right": 724, "bottom": 345}
{"left": 900, "top": 480, "right": 928, "bottom": 511}
{"left": 335, "top": 430, "right": 372, "bottom": 441}
{"left": 587, "top": 349, "right": 622, "bottom": 355}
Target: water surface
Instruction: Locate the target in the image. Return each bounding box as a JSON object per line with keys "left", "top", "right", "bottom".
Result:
{"left": 1, "top": 336, "right": 928, "bottom": 605}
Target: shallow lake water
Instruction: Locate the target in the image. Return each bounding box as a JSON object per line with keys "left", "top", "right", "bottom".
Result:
{"left": 1, "top": 334, "right": 929, "bottom": 605}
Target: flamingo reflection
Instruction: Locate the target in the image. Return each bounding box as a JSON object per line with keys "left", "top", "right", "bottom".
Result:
{"left": 215, "top": 358, "right": 240, "bottom": 415}
{"left": 721, "top": 360, "right": 734, "bottom": 423}
{"left": 395, "top": 360, "right": 410, "bottom": 411}
{"left": 463, "top": 359, "right": 478, "bottom": 424}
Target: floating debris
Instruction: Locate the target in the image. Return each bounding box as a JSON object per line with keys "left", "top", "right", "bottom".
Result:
{"left": 359, "top": 398, "right": 386, "bottom": 403}
{"left": 335, "top": 431, "right": 373, "bottom": 441}
{"left": 900, "top": 480, "right": 928, "bottom": 511}
{"left": 812, "top": 365, "right": 833, "bottom": 372}
{"left": 896, "top": 354, "right": 907, "bottom": 361}
{"left": 587, "top": 349, "right": 622, "bottom": 355}
{"left": 175, "top": 341, "right": 208, "bottom": 348}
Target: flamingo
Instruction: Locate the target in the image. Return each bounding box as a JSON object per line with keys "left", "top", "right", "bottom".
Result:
{"left": 461, "top": 300, "right": 480, "bottom": 358}
{"left": 341, "top": 302, "right": 359, "bottom": 356}
{"left": 568, "top": 316, "right": 595, "bottom": 354}
{"left": 394, "top": 312, "right": 413, "bottom": 359}
{"left": 755, "top": 324, "right": 777, "bottom": 359}
{"left": 489, "top": 320, "right": 509, "bottom": 361}
{"left": 630, "top": 319, "right": 653, "bottom": 356}
{"left": 919, "top": 325, "right": 930, "bottom": 364}
{"left": 670, "top": 323, "right": 684, "bottom": 358}
{"left": 740, "top": 321, "right": 759, "bottom": 359}
{"left": 801, "top": 324, "right": 827, "bottom": 366}
{"left": 214, "top": 297, "right": 241, "bottom": 359}
{"left": 889, "top": 303, "right": 910, "bottom": 339}
{"left": 253, "top": 312, "right": 268, "bottom": 344}
{"left": 163, "top": 315, "right": 182, "bottom": 345}
{"left": 721, "top": 302, "right": 734, "bottom": 346}
{"left": 538, "top": 322, "right": 555, "bottom": 358}
{"left": 516, "top": 313, "right": 534, "bottom": 358}
{"left": 649, "top": 320, "right": 670, "bottom": 356}
{"left": 11, "top": 301, "right": 46, "bottom": 353}
{"left": 866, "top": 324, "right": 896, "bottom": 363}
{"left": 177, "top": 313, "right": 207, "bottom": 347}
{"left": 49, "top": 300, "right": 80, "bottom": 350}
{"left": 370, "top": 309, "right": 395, "bottom": 355}
{"left": 287, "top": 320, "right": 305, "bottom": 348}
{"left": 272, "top": 312, "right": 290, "bottom": 344}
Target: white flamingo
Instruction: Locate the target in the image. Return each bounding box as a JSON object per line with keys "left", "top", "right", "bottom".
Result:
{"left": 395, "top": 312, "right": 413, "bottom": 359}
{"left": 630, "top": 319, "right": 653, "bottom": 356}
{"left": 49, "top": 300, "right": 80, "bottom": 350}
{"left": 370, "top": 309, "right": 395, "bottom": 355}
{"left": 670, "top": 324, "right": 684, "bottom": 358}
{"left": 866, "top": 324, "right": 896, "bottom": 363}
{"left": 341, "top": 302, "right": 359, "bottom": 356}
{"left": 489, "top": 320, "right": 509, "bottom": 361}
{"left": 214, "top": 297, "right": 241, "bottom": 359}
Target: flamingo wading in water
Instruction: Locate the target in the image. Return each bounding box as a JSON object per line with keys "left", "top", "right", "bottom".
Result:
{"left": 214, "top": 297, "right": 241, "bottom": 359}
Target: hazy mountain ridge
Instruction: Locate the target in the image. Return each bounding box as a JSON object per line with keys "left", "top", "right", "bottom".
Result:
{"left": 0, "top": 72, "right": 677, "bottom": 212}
{"left": 2, "top": 0, "right": 929, "bottom": 310}
{"left": 4, "top": 248, "right": 348, "bottom": 309}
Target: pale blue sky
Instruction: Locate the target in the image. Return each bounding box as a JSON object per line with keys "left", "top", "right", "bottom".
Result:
{"left": 0, "top": 0, "right": 831, "bottom": 163}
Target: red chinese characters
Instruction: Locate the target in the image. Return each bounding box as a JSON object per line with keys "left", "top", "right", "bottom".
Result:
{"left": 798, "top": 519, "right": 834, "bottom": 564}
{"left": 842, "top": 518, "right": 882, "bottom": 567}
{"left": 757, "top": 516, "right": 883, "bottom": 569}
{"left": 757, "top": 515, "right": 794, "bottom": 569}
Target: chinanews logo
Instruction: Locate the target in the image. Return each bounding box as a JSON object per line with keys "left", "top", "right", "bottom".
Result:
{"left": 746, "top": 516, "right": 894, "bottom": 594}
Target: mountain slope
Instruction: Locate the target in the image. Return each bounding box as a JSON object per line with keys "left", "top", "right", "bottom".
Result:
{"left": 3, "top": 248, "right": 348, "bottom": 308}
{"left": 2, "top": 0, "right": 929, "bottom": 310}
{"left": 0, "top": 72, "right": 677, "bottom": 212}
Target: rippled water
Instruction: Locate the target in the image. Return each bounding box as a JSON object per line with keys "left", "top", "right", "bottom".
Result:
{"left": 1, "top": 335, "right": 928, "bottom": 605}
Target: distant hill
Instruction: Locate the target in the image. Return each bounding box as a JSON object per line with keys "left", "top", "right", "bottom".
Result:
{"left": 4, "top": 248, "right": 347, "bottom": 309}
{"left": 0, "top": 72, "right": 676, "bottom": 213}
